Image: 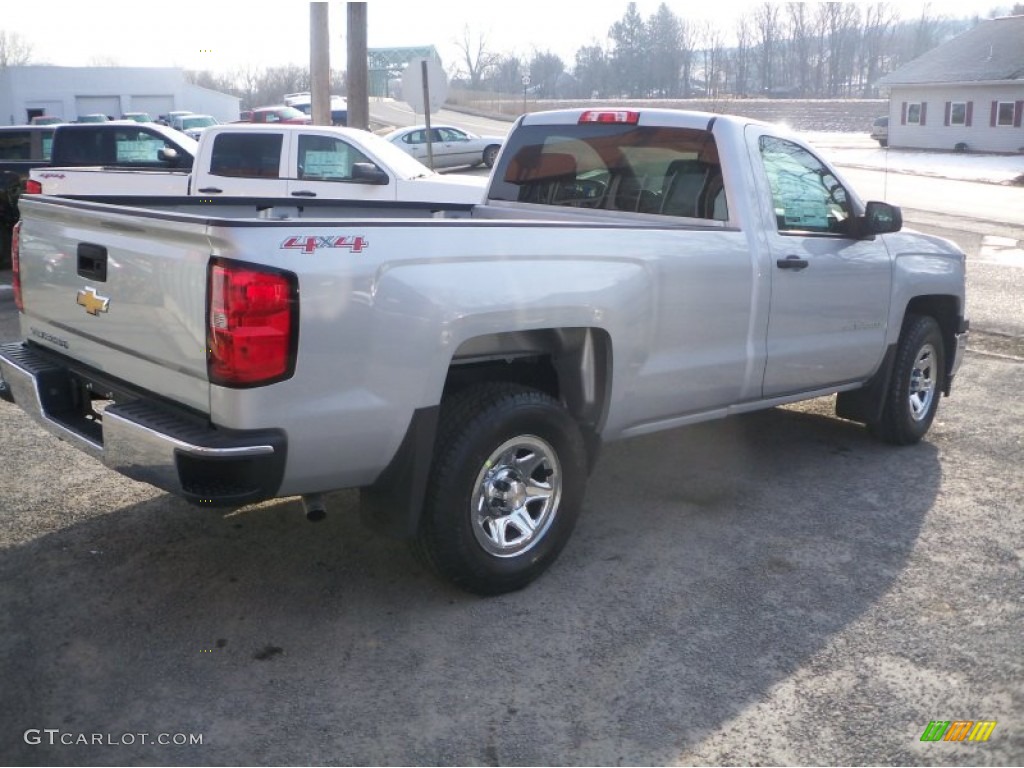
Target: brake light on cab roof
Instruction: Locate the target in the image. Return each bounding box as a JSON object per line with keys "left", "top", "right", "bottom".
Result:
{"left": 578, "top": 110, "right": 640, "bottom": 124}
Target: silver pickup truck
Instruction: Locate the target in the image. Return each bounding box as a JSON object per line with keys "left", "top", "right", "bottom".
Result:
{"left": 0, "top": 108, "right": 969, "bottom": 594}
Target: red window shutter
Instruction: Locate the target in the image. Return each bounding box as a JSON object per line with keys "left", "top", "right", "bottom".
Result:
{"left": 966, "top": 101, "right": 973, "bottom": 127}
{"left": 944, "top": 102, "right": 951, "bottom": 126}
{"left": 920, "top": 102, "right": 927, "bottom": 126}
{"left": 901, "top": 101, "right": 907, "bottom": 125}
{"left": 1015, "top": 101, "right": 1023, "bottom": 128}
{"left": 991, "top": 101, "right": 998, "bottom": 126}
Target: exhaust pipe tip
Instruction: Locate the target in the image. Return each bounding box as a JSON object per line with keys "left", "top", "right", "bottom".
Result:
{"left": 302, "top": 493, "right": 327, "bottom": 522}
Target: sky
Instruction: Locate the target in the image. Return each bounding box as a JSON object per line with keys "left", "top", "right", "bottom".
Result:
{"left": 1, "top": 0, "right": 1007, "bottom": 77}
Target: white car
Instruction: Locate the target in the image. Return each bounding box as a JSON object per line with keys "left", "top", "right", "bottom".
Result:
{"left": 385, "top": 124, "right": 504, "bottom": 169}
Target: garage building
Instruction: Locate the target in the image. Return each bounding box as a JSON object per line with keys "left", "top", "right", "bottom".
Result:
{"left": 0, "top": 66, "right": 240, "bottom": 125}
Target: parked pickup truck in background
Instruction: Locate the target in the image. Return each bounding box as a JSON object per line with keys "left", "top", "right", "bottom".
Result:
{"left": 0, "top": 108, "right": 969, "bottom": 594}
{"left": 29, "top": 124, "right": 486, "bottom": 204}
{"left": 0, "top": 121, "right": 196, "bottom": 267}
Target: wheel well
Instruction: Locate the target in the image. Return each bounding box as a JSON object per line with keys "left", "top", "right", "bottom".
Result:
{"left": 443, "top": 328, "right": 612, "bottom": 448}
{"left": 903, "top": 294, "right": 960, "bottom": 376}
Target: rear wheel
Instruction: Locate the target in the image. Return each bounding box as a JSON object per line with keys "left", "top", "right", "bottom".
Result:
{"left": 414, "top": 383, "right": 587, "bottom": 594}
{"left": 870, "top": 314, "right": 945, "bottom": 445}
{"left": 483, "top": 145, "right": 500, "bottom": 168}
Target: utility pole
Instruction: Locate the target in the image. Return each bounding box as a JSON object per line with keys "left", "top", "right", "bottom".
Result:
{"left": 310, "top": 2, "right": 331, "bottom": 126}
{"left": 347, "top": 2, "right": 369, "bottom": 130}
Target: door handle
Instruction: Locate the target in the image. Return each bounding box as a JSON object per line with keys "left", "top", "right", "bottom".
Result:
{"left": 777, "top": 256, "right": 809, "bottom": 270}
{"left": 197, "top": 187, "right": 222, "bottom": 194}
{"left": 291, "top": 190, "right": 317, "bottom": 197}
{"left": 77, "top": 243, "right": 108, "bottom": 282}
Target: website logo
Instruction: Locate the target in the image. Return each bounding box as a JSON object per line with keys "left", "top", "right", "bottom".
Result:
{"left": 920, "top": 720, "right": 997, "bottom": 742}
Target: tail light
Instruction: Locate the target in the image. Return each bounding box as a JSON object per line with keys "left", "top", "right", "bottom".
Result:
{"left": 24, "top": 179, "right": 42, "bottom": 194}
{"left": 207, "top": 258, "right": 298, "bottom": 387}
{"left": 11, "top": 221, "right": 23, "bottom": 312}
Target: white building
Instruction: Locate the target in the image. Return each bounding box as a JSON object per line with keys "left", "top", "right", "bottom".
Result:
{"left": 878, "top": 15, "right": 1024, "bottom": 153}
{"left": 0, "top": 66, "right": 240, "bottom": 125}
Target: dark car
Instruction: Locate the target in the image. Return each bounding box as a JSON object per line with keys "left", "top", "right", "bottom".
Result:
{"left": 0, "top": 125, "right": 58, "bottom": 266}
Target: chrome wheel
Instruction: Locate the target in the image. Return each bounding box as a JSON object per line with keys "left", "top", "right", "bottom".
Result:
{"left": 471, "top": 435, "right": 561, "bottom": 558}
{"left": 908, "top": 342, "right": 938, "bottom": 422}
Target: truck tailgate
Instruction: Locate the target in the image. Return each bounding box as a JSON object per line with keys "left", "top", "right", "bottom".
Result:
{"left": 16, "top": 196, "right": 211, "bottom": 413}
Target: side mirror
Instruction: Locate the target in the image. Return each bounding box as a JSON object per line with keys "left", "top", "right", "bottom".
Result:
{"left": 863, "top": 200, "right": 902, "bottom": 235}
{"left": 157, "top": 147, "right": 179, "bottom": 165}
{"left": 352, "top": 162, "right": 389, "bottom": 185}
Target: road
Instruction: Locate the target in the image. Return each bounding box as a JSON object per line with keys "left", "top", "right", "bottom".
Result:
{"left": 0, "top": 141, "right": 1021, "bottom": 764}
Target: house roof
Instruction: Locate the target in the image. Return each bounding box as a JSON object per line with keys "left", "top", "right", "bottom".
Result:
{"left": 878, "top": 15, "right": 1024, "bottom": 85}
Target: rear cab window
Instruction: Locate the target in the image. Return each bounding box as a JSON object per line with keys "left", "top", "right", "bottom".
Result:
{"left": 209, "top": 133, "right": 284, "bottom": 178}
{"left": 489, "top": 122, "right": 729, "bottom": 221}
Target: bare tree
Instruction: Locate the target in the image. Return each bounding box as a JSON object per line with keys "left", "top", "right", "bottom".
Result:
{"left": 0, "top": 30, "right": 32, "bottom": 67}
{"left": 754, "top": 3, "right": 782, "bottom": 93}
{"left": 454, "top": 26, "right": 499, "bottom": 89}
{"left": 697, "top": 21, "right": 726, "bottom": 97}
{"left": 822, "top": 3, "right": 862, "bottom": 97}
{"left": 861, "top": 3, "right": 899, "bottom": 96}
{"left": 731, "top": 17, "right": 754, "bottom": 96}
{"left": 235, "top": 64, "right": 263, "bottom": 108}
{"left": 678, "top": 19, "right": 698, "bottom": 97}
{"left": 786, "top": 3, "right": 813, "bottom": 96}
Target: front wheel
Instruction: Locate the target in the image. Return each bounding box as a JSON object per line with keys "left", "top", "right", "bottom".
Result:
{"left": 870, "top": 314, "right": 945, "bottom": 445}
{"left": 483, "top": 145, "right": 500, "bottom": 168}
{"left": 414, "top": 383, "right": 587, "bottom": 595}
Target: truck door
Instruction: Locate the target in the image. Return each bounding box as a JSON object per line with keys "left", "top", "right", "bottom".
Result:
{"left": 748, "top": 128, "right": 892, "bottom": 396}
{"left": 286, "top": 131, "right": 393, "bottom": 202}
{"left": 196, "top": 130, "right": 290, "bottom": 197}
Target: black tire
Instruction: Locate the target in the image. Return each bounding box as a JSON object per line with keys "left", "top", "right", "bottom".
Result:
{"left": 414, "top": 383, "right": 587, "bottom": 595}
{"left": 483, "top": 145, "right": 500, "bottom": 168}
{"left": 878, "top": 139, "right": 888, "bottom": 148}
{"left": 870, "top": 314, "right": 945, "bottom": 445}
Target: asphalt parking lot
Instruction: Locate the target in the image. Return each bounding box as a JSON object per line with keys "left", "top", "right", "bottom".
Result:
{"left": 0, "top": 256, "right": 1021, "bottom": 766}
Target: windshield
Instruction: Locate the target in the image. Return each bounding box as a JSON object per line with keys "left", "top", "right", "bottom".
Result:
{"left": 351, "top": 130, "right": 440, "bottom": 179}
{"left": 183, "top": 116, "right": 218, "bottom": 129}
{"left": 275, "top": 107, "right": 306, "bottom": 120}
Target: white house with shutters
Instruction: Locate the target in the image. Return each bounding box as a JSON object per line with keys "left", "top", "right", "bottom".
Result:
{"left": 877, "top": 14, "right": 1024, "bottom": 153}
{"left": 0, "top": 66, "right": 240, "bottom": 126}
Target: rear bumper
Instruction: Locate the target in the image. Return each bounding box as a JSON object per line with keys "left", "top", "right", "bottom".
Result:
{"left": 0, "top": 342, "right": 286, "bottom": 507}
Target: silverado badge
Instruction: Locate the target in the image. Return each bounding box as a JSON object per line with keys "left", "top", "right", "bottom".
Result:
{"left": 76, "top": 287, "right": 110, "bottom": 316}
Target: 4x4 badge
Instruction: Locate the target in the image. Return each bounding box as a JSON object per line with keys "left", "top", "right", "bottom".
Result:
{"left": 76, "top": 287, "right": 110, "bottom": 316}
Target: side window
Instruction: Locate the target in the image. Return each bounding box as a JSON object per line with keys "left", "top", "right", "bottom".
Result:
{"left": 113, "top": 129, "right": 174, "bottom": 165}
{"left": 0, "top": 131, "right": 31, "bottom": 160}
{"left": 297, "top": 135, "right": 373, "bottom": 181}
{"left": 209, "top": 133, "right": 283, "bottom": 178}
{"left": 759, "top": 136, "right": 851, "bottom": 235}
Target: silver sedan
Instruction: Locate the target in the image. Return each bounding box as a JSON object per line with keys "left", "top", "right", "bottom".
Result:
{"left": 384, "top": 124, "right": 503, "bottom": 169}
